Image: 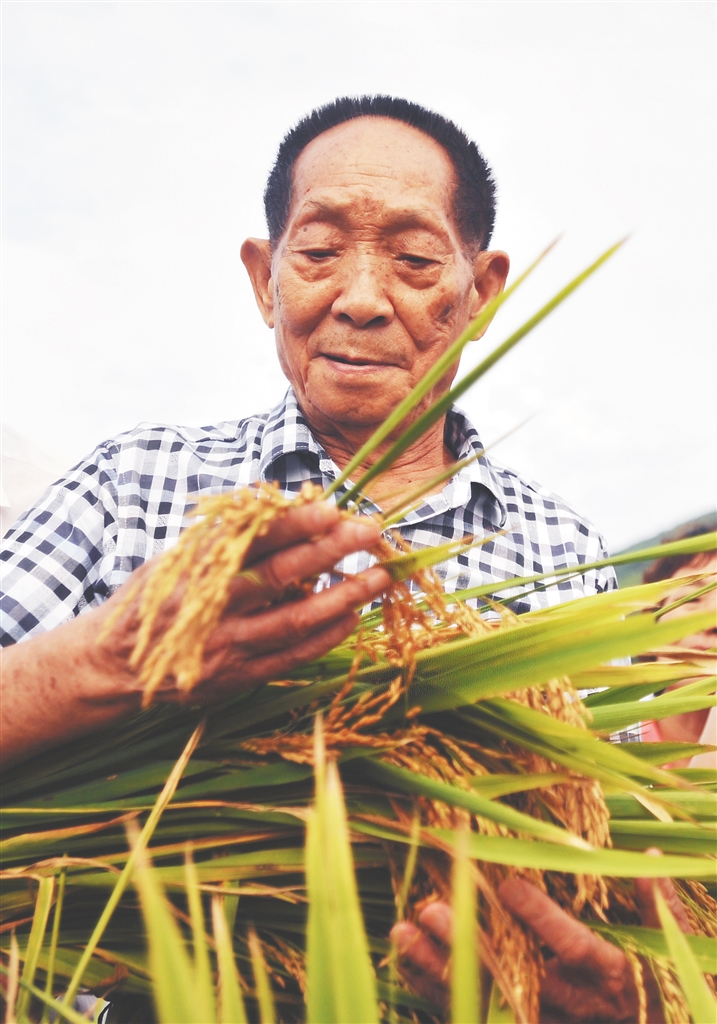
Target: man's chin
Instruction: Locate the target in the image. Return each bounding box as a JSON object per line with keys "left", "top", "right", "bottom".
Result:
{"left": 302, "top": 374, "right": 408, "bottom": 434}
{"left": 310, "top": 401, "right": 397, "bottom": 433}
{"left": 301, "top": 389, "right": 401, "bottom": 435}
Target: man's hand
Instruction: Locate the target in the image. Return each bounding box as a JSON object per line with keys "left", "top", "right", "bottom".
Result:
{"left": 1, "top": 502, "right": 389, "bottom": 765}
{"left": 391, "top": 901, "right": 453, "bottom": 1010}
{"left": 497, "top": 877, "right": 669, "bottom": 1023}
{"left": 194, "top": 503, "right": 389, "bottom": 693}
{"left": 98, "top": 501, "right": 389, "bottom": 699}
{"left": 391, "top": 872, "right": 690, "bottom": 1023}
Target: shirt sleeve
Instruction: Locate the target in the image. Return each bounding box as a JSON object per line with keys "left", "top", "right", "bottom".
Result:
{"left": 0, "top": 442, "right": 120, "bottom": 646}
{"left": 584, "top": 530, "right": 618, "bottom": 595}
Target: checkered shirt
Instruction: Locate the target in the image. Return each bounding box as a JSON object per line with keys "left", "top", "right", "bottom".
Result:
{"left": 1, "top": 386, "right": 617, "bottom": 638}
{"left": 2, "top": 389, "right": 640, "bottom": 741}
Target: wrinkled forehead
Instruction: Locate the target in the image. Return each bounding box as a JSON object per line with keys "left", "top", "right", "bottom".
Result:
{"left": 288, "top": 117, "right": 459, "bottom": 228}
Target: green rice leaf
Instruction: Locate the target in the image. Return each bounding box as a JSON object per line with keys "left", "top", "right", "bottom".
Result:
{"left": 589, "top": 695, "right": 717, "bottom": 736}
{"left": 41, "top": 862, "right": 67, "bottom": 1024}
{"left": 405, "top": 609, "right": 717, "bottom": 715}
{"left": 654, "top": 885, "right": 717, "bottom": 1024}
{"left": 605, "top": 790, "right": 717, "bottom": 820}
{"left": 578, "top": 663, "right": 715, "bottom": 707}
{"left": 66, "top": 845, "right": 308, "bottom": 888}
{"left": 381, "top": 533, "right": 501, "bottom": 583}
{"left": 375, "top": 978, "right": 437, "bottom": 1013}
{"left": 5, "top": 932, "right": 20, "bottom": 1024}
{"left": 349, "top": 819, "right": 716, "bottom": 878}
{"left": 0, "top": 939, "right": 152, "bottom": 995}
{"left": 15, "top": 760, "right": 219, "bottom": 811}
{"left": 306, "top": 720, "right": 379, "bottom": 1024}
{"left": 0, "top": 962, "right": 91, "bottom": 1024}
{"left": 459, "top": 700, "right": 679, "bottom": 793}
{"left": 587, "top": 923, "right": 717, "bottom": 974}
{"left": 131, "top": 837, "right": 209, "bottom": 1024}
{"left": 626, "top": 742, "right": 717, "bottom": 765}
{"left": 221, "top": 882, "right": 241, "bottom": 940}
{"left": 451, "top": 830, "right": 480, "bottom": 1024}
{"left": 608, "top": 820, "right": 717, "bottom": 855}
{"left": 247, "top": 926, "right": 276, "bottom": 1024}
{"left": 669, "top": 767, "right": 717, "bottom": 786}
{"left": 362, "top": 761, "right": 592, "bottom": 848}
{"left": 59, "top": 720, "right": 205, "bottom": 1008}
{"left": 0, "top": 814, "right": 144, "bottom": 859}
{"left": 486, "top": 979, "right": 517, "bottom": 1023}
{"left": 468, "top": 773, "right": 570, "bottom": 799}
{"left": 16, "top": 875, "right": 54, "bottom": 1021}
{"left": 448, "top": 531, "right": 717, "bottom": 607}
{"left": 396, "top": 813, "right": 421, "bottom": 922}
{"left": 449, "top": 830, "right": 717, "bottom": 879}
{"left": 211, "top": 895, "right": 248, "bottom": 1024}
{"left": 387, "top": 814, "right": 421, "bottom": 1024}
{"left": 184, "top": 849, "right": 216, "bottom": 1023}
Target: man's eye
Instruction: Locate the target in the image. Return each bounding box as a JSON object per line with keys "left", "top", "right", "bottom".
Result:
{"left": 399, "top": 254, "right": 435, "bottom": 267}
{"left": 301, "top": 249, "right": 337, "bottom": 261}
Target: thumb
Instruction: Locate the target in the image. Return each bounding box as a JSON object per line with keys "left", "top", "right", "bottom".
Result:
{"left": 634, "top": 848, "right": 693, "bottom": 933}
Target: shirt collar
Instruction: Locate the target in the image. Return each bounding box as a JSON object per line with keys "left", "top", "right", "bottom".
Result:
{"left": 443, "top": 405, "right": 508, "bottom": 527}
{"left": 258, "top": 387, "right": 508, "bottom": 527}
{"left": 258, "top": 387, "right": 328, "bottom": 476}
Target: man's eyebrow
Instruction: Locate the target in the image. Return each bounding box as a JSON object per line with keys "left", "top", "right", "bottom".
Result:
{"left": 291, "top": 198, "right": 450, "bottom": 236}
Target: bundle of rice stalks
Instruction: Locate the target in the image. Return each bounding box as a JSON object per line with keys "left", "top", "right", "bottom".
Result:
{"left": 2, "top": 242, "right": 716, "bottom": 1023}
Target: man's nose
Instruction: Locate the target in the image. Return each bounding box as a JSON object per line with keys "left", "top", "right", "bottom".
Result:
{"left": 331, "top": 257, "right": 394, "bottom": 328}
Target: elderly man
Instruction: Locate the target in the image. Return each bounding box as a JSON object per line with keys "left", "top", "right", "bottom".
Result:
{"left": 2, "top": 96, "right": 667, "bottom": 1022}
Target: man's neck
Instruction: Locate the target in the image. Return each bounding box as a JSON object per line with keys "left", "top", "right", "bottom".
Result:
{"left": 308, "top": 416, "right": 453, "bottom": 508}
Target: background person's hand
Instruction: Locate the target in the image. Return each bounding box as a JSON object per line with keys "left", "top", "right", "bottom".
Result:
{"left": 391, "top": 870, "right": 690, "bottom": 1023}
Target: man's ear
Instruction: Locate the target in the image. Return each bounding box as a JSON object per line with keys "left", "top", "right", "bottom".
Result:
{"left": 469, "top": 250, "right": 510, "bottom": 338}
{"left": 240, "top": 238, "right": 275, "bottom": 328}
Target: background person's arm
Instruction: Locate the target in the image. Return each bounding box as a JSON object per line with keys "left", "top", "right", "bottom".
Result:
{"left": 1, "top": 503, "right": 389, "bottom": 767}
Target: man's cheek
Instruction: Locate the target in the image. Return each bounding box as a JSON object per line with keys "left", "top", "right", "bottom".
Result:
{"left": 275, "top": 276, "right": 332, "bottom": 335}
{"left": 402, "top": 286, "right": 468, "bottom": 352}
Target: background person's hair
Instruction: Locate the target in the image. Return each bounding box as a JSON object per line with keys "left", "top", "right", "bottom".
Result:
{"left": 643, "top": 522, "right": 717, "bottom": 584}
{"left": 264, "top": 95, "right": 497, "bottom": 253}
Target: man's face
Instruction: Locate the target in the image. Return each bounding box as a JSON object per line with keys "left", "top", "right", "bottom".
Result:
{"left": 243, "top": 117, "right": 508, "bottom": 437}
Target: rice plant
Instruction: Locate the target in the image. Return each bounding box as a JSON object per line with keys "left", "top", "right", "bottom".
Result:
{"left": 1, "top": 242, "right": 715, "bottom": 1023}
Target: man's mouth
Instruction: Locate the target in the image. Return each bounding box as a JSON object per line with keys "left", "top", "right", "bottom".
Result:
{"left": 321, "top": 353, "right": 393, "bottom": 368}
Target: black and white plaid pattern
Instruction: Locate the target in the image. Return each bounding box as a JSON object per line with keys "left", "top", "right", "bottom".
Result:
{"left": 1, "top": 389, "right": 640, "bottom": 741}
{"left": 1, "top": 387, "right": 618, "bottom": 643}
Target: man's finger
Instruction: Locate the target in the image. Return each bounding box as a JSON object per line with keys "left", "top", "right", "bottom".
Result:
{"left": 635, "top": 879, "right": 693, "bottom": 934}
{"left": 498, "top": 878, "right": 624, "bottom": 973}
{"left": 634, "top": 847, "right": 693, "bottom": 935}
{"left": 245, "top": 502, "right": 342, "bottom": 561}
{"left": 390, "top": 921, "right": 450, "bottom": 1009}
{"left": 416, "top": 900, "right": 452, "bottom": 949}
{"left": 214, "top": 567, "right": 390, "bottom": 654}
{"left": 191, "top": 612, "right": 360, "bottom": 698}
{"left": 228, "top": 518, "right": 386, "bottom": 610}
{"left": 539, "top": 959, "right": 630, "bottom": 1024}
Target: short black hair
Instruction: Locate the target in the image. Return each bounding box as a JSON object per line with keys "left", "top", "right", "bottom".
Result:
{"left": 264, "top": 95, "right": 497, "bottom": 253}
{"left": 643, "top": 521, "right": 717, "bottom": 584}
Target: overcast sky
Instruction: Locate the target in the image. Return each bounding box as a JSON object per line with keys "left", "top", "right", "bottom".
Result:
{"left": 2, "top": 0, "right": 715, "bottom": 550}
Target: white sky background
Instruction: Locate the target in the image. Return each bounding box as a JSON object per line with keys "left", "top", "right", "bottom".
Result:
{"left": 2, "top": 0, "right": 715, "bottom": 551}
